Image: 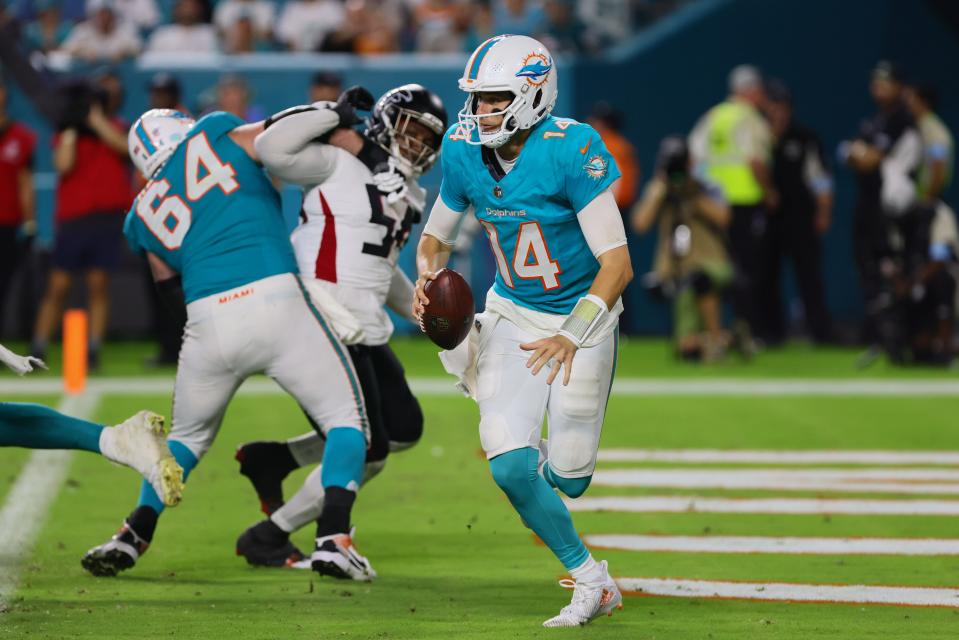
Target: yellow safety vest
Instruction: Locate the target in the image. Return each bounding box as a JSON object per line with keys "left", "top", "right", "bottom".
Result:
{"left": 705, "top": 101, "right": 764, "bottom": 205}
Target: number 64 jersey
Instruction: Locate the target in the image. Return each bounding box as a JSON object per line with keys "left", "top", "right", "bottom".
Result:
{"left": 290, "top": 145, "right": 423, "bottom": 346}
{"left": 123, "top": 111, "right": 297, "bottom": 302}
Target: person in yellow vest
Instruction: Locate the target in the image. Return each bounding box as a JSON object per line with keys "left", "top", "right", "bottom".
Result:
{"left": 689, "top": 64, "right": 775, "bottom": 341}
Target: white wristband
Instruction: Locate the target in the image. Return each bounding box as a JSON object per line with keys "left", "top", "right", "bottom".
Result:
{"left": 557, "top": 294, "right": 608, "bottom": 347}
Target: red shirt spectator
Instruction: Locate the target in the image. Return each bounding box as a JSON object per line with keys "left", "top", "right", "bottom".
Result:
{"left": 0, "top": 121, "right": 37, "bottom": 227}
{"left": 53, "top": 116, "right": 132, "bottom": 223}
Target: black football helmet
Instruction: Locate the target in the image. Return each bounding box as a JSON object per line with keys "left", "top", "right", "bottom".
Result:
{"left": 366, "top": 84, "right": 448, "bottom": 176}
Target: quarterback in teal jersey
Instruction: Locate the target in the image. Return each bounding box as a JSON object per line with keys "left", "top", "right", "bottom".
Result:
{"left": 414, "top": 35, "right": 633, "bottom": 628}
{"left": 81, "top": 92, "right": 378, "bottom": 582}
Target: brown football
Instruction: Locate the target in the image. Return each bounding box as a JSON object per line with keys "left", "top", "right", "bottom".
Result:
{"left": 422, "top": 268, "right": 475, "bottom": 350}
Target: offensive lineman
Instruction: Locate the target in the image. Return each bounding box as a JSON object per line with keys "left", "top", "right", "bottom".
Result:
{"left": 0, "top": 344, "right": 183, "bottom": 506}
{"left": 233, "top": 85, "right": 447, "bottom": 575}
{"left": 414, "top": 35, "right": 632, "bottom": 627}
{"left": 81, "top": 91, "right": 376, "bottom": 580}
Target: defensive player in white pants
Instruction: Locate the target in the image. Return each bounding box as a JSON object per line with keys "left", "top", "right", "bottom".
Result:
{"left": 0, "top": 344, "right": 183, "bottom": 506}
{"left": 81, "top": 90, "right": 377, "bottom": 581}
{"left": 414, "top": 35, "right": 633, "bottom": 628}
{"left": 231, "top": 85, "right": 447, "bottom": 573}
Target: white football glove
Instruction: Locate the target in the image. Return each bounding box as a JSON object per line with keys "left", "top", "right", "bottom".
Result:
{"left": 372, "top": 160, "right": 409, "bottom": 206}
{"left": 0, "top": 343, "right": 47, "bottom": 376}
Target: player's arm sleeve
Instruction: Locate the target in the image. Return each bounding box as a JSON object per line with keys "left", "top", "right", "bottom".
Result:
{"left": 386, "top": 266, "right": 417, "bottom": 323}
{"left": 122, "top": 209, "right": 146, "bottom": 256}
{"left": 253, "top": 107, "right": 342, "bottom": 186}
{"left": 576, "top": 188, "right": 628, "bottom": 257}
{"left": 565, "top": 128, "right": 621, "bottom": 214}
{"left": 422, "top": 196, "right": 469, "bottom": 246}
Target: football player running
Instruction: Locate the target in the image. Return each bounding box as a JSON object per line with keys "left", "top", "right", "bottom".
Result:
{"left": 413, "top": 35, "right": 632, "bottom": 627}
{"left": 233, "top": 85, "right": 447, "bottom": 577}
{"left": 81, "top": 91, "right": 376, "bottom": 580}
{"left": 0, "top": 343, "right": 183, "bottom": 506}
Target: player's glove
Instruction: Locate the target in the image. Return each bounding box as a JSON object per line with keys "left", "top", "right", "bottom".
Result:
{"left": 332, "top": 85, "right": 375, "bottom": 128}
{"left": 372, "top": 160, "right": 408, "bottom": 205}
{"left": 0, "top": 343, "right": 47, "bottom": 376}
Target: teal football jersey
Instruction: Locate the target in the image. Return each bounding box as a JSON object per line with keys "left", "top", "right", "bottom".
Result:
{"left": 124, "top": 112, "right": 296, "bottom": 303}
{"left": 439, "top": 116, "right": 620, "bottom": 314}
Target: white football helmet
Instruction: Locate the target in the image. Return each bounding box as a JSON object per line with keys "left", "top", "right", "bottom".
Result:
{"left": 128, "top": 109, "right": 195, "bottom": 179}
{"left": 457, "top": 34, "right": 558, "bottom": 148}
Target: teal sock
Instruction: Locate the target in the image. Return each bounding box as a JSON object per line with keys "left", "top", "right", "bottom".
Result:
{"left": 320, "top": 427, "right": 366, "bottom": 489}
{"left": 137, "top": 440, "right": 197, "bottom": 514}
{"left": 0, "top": 402, "right": 103, "bottom": 452}
{"left": 489, "top": 448, "right": 589, "bottom": 570}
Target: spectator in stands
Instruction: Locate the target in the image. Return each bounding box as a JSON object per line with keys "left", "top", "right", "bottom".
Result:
{"left": 840, "top": 60, "right": 921, "bottom": 345}
{"left": 537, "top": 0, "right": 593, "bottom": 55}
{"left": 145, "top": 0, "right": 219, "bottom": 54}
{"left": 906, "top": 84, "right": 954, "bottom": 207}
{"left": 689, "top": 64, "right": 774, "bottom": 343}
{"left": 214, "top": 0, "right": 275, "bottom": 44}
{"left": 321, "top": 0, "right": 400, "bottom": 55}
{"left": 23, "top": 0, "right": 71, "bottom": 54}
{"left": 413, "top": 0, "right": 463, "bottom": 53}
{"left": 223, "top": 13, "right": 275, "bottom": 52}
{"left": 147, "top": 72, "right": 186, "bottom": 112}
{"left": 110, "top": 0, "right": 161, "bottom": 32}
{"left": 632, "top": 136, "right": 734, "bottom": 362}
{"left": 205, "top": 73, "right": 265, "bottom": 122}
{"left": 276, "top": 0, "right": 345, "bottom": 52}
{"left": 32, "top": 71, "right": 131, "bottom": 369}
{"left": 764, "top": 80, "right": 834, "bottom": 344}
{"left": 0, "top": 75, "right": 37, "bottom": 335}
{"left": 309, "top": 70, "right": 342, "bottom": 103}
{"left": 463, "top": 0, "right": 495, "bottom": 52}
{"left": 59, "top": 0, "right": 142, "bottom": 62}
{"left": 493, "top": 0, "right": 544, "bottom": 35}
{"left": 577, "top": 0, "right": 630, "bottom": 45}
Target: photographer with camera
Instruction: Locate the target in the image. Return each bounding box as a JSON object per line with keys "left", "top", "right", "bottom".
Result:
{"left": 632, "top": 136, "right": 734, "bottom": 362}
{"left": 31, "top": 71, "right": 131, "bottom": 370}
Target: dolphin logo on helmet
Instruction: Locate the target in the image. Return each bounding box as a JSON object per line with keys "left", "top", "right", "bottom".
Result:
{"left": 457, "top": 35, "right": 558, "bottom": 149}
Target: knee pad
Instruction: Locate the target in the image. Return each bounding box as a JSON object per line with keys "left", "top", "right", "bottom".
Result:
{"left": 548, "top": 428, "right": 601, "bottom": 478}
{"left": 544, "top": 466, "right": 592, "bottom": 499}
{"left": 386, "top": 399, "right": 424, "bottom": 447}
{"left": 389, "top": 439, "right": 419, "bottom": 453}
{"left": 489, "top": 448, "right": 537, "bottom": 497}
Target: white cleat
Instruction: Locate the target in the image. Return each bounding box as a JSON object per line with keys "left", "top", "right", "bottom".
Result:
{"left": 99, "top": 410, "right": 184, "bottom": 507}
{"left": 542, "top": 560, "right": 623, "bottom": 628}
{"left": 311, "top": 528, "right": 377, "bottom": 582}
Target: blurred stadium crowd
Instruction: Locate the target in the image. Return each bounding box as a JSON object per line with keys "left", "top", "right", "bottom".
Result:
{"left": 8, "top": 0, "right": 684, "bottom": 57}
{"left": 0, "top": 0, "right": 955, "bottom": 369}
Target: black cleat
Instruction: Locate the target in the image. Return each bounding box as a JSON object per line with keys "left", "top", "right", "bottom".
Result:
{"left": 236, "top": 519, "right": 305, "bottom": 567}
{"left": 81, "top": 523, "right": 148, "bottom": 577}
{"left": 235, "top": 441, "right": 297, "bottom": 514}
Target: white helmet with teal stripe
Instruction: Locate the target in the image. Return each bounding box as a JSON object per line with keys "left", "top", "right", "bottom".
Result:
{"left": 457, "top": 34, "right": 558, "bottom": 148}
{"left": 128, "top": 109, "right": 195, "bottom": 179}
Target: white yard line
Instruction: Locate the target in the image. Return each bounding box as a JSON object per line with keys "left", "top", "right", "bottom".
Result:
{"left": 0, "top": 392, "right": 100, "bottom": 607}
{"left": 2, "top": 377, "right": 959, "bottom": 397}
{"left": 566, "top": 496, "right": 959, "bottom": 516}
{"left": 616, "top": 577, "right": 959, "bottom": 607}
{"left": 587, "top": 534, "right": 959, "bottom": 556}
{"left": 592, "top": 468, "right": 959, "bottom": 494}
{"left": 598, "top": 449, "right": 959, "bottom": 465}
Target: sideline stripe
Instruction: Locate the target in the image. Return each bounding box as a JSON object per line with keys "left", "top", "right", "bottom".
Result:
{"left": 616, "top": 577, "right": 959, "bottom": 607}
{"left": 3, "top": 377, "right": 959, "bottom": 397}
{"left": 598, "top": 449, "right": 959, "bottom": 466}
{"left": 592, "top": 468, "right": 959, "bottom": 494}
{"left": 587, "top": 534, "right": 959, "bottom": 556}
{"left": 566, "top": 496, "right": 959, "bottom": 516}
{"left": 0, "top": 392, "right": 100, "bottom": 607}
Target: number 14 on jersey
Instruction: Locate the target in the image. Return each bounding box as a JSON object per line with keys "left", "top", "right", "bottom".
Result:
{"left": 480, "top": 220, "right": 561, "bottom": 290}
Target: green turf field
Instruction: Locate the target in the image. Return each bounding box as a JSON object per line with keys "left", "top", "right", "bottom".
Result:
{"left": 2, "top": 340, "right": 959, "bottom": 639}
